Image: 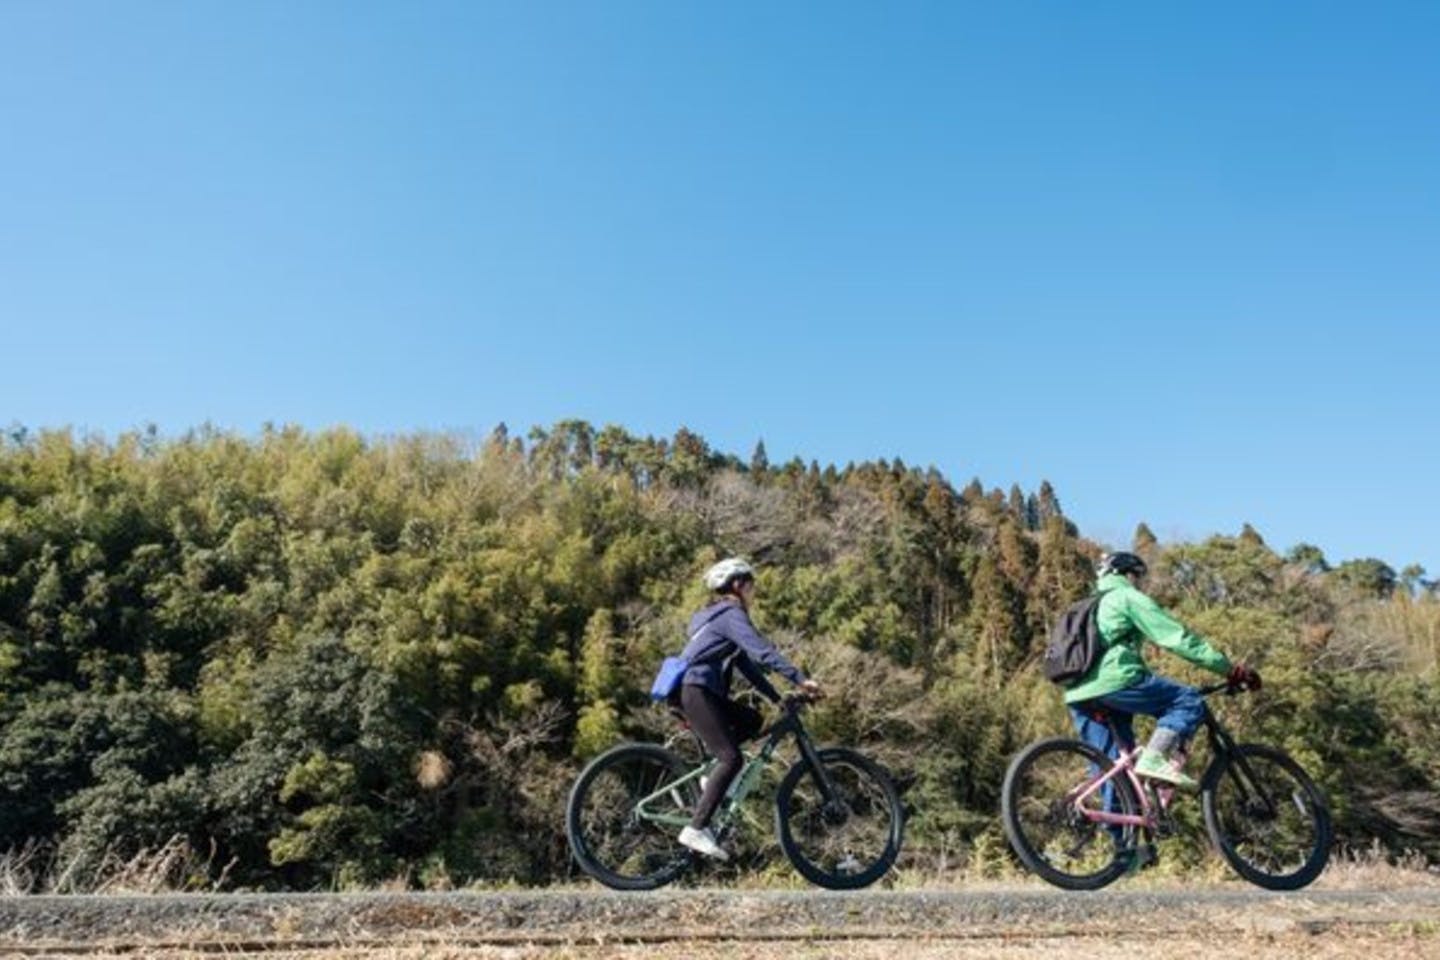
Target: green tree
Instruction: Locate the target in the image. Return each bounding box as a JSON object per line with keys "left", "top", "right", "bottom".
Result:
{"left": 1, "top": 421, "right": 1436, "bottom": 884}
{"left": 749, "top": 439, "right": 770, "bottom": 476}
{"left": 1286, "top": 543, "right": 1330, "bottom": 575}
{"left": 1035, "top": 480, "right": 1062, "bottom": 523}
{"left": 1029, "top": 516, "right": 1093, "bottom": 640}
{"left": 573, "top": 609, "right": 622, "bottom": 757}
{"left": 1332, "top": 558, "right": 1398, "bottom": 599}
{"left": 964, "top": 555, "right": 1026, "bottom": 680}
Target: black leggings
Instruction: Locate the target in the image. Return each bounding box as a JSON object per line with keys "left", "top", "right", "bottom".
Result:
{"left": 679, "top": 685, "right": 764, "bottom": 829}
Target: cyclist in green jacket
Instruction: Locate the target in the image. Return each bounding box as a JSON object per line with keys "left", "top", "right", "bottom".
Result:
{"left": 1066, "top": 552, "right": 1260, "bottom": 790}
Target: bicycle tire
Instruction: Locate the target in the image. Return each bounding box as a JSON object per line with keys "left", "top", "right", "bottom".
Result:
{"left": 565, "top": 742, "right": 697, "bottom": 890}
{"left": 1001, "top": 737, "right": 1142, "bottom": 891}
{"left": 774, "top": 746, "right": 903, "bottom": 890}
{"left": 1201, "top": 743, "right": 1331, "bottom": 890}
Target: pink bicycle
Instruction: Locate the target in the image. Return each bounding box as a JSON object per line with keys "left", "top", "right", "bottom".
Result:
{"left": 1001, "top": 682, "right": 1331, "bottom": 890}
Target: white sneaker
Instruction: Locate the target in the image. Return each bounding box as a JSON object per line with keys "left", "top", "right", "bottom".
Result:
{"left": 678, "top": 826, "right": 729, "bottom": 862}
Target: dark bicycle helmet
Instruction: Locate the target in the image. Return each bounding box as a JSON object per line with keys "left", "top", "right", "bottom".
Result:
{"left": 1097, "top": 551, "right": 1148, "bottom": 578}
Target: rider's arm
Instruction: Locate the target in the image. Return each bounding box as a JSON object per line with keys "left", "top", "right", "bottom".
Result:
{"left": 735, "top": 655, "right": 784, "bottom": 704}
{"left": 721, "top": 607, "right": 807, "bottom": 688}
{"left": 1124, "top": 590, "right": 1232, "bottom": 676}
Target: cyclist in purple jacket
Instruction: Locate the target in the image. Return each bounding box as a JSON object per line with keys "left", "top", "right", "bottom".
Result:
{"left": 676, "top": 558, "right": 823, "bottom": 860}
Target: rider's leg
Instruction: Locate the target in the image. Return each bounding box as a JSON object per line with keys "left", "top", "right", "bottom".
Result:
{"left": 679, "top": 685, "right": 742, "bottom": 858}
{"left": 723, "top": 697, "right": 764, "bottom": 745}
{"left": 1099, "top": 677, "right": 1205, "bottom": 790}
{"left": 1068, "top": 705, "right": 1135, "bottom": 842}
{"left": 695, "top": 699, "right": 762, "bottom": 801}
{"left": 1067, "top": 704, "right": 1136, "bottom": 759}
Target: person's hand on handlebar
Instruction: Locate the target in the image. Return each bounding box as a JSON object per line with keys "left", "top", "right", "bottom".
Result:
{"left": 797, "top": 679, "right": 825, "bottom": 701}
{"left": 1227, "top": 663, "right": 1262, "bottom": 692}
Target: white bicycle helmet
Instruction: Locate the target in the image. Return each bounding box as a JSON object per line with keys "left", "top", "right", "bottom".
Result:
{"left": 703, "top": 557, "right": 755, "bottom": 591}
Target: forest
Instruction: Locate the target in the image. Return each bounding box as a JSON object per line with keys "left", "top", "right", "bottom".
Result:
{"left": 0, "top": 421, "right": 1436, "bottom": 890}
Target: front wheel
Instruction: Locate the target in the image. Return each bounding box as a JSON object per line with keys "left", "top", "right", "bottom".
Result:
{"left": 775, "top": 747, "right": 903, "bottom": 889}
{"left": 1202, "top": 743, "right": 1331, "bottom": 890}
{"left": 566, "top": 742, "right": 697, "bottom": 890}
{"left": 1001, "top": 738, "right": 1142, "bottom": 891}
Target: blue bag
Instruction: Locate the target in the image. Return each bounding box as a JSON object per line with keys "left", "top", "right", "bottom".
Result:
{"left": 648, "top": 612, "right": 726, "bottom": 702}
{"left": 648, "top": 656, "right": 689, "bottom": 701}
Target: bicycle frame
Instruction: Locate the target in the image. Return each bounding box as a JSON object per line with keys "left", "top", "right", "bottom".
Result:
{"left": 633, "top": 699, "right": 835, "bottom": 830}
{"left": 1068, "top": 682, "right": 1266, "bottom": 831}
{"left": 999, "top": 677, "right": 1331, "bottom": 892}
{"left": 1069, "top": 745, "right": 1161, "bottom": 830}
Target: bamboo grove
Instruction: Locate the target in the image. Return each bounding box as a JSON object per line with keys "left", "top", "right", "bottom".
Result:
{"left": 0, "top": 422, "right": 1436, "bottom": 889}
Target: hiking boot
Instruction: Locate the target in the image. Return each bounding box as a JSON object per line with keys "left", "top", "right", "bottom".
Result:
{"left": 1135, "top": 749, "right": 1200, "bottom": 792}
{"left": 678, "top": 825, "right": 729, "bottom": 861}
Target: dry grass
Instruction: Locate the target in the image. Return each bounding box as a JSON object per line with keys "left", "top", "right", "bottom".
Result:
{"left": 1327, "top": 593, "right": 1440, "bottom": 673}
{"left": 1313, "top": 845, "right": 1440, "bottom": 891}
{"left": 2, "top": 832, "right": 1434, "bottom": 897}
{"left": 0, "top": 836, "right": 234, "bottom": 896}
{"left": 13, "top": 927, "right": 1440, "bottom": 960}
{"left": 868, "top": 844, "right": 1439, "bottom": 893}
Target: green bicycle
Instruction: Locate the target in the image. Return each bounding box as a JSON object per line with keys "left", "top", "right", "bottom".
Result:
{"left": 566, "top": 696, "right": 904, "bottom": 890}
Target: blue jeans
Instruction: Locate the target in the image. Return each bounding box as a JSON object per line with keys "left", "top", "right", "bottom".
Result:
{"left": 1067, "top": 675, "right": 1206, "bottom": 839}
{"left": 1067, "top": 674, "right": 1207, "bottom": 760}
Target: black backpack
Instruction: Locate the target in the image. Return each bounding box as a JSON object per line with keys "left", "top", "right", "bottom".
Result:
{"left": 1042, "top": 591, "right": 1111, "bottom": 685}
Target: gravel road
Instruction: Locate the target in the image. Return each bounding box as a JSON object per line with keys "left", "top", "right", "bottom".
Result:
{"left": 1, "top": 887, "right": 1438, "bottom": 955}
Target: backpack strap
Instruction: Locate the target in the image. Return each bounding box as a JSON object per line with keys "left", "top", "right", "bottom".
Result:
{"left": 1089, "top": 587, "right": 1114, "bottom": 640}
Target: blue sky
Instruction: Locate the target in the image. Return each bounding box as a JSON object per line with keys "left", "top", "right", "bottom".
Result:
{"left": 2, "top": 2, "right": 1437, "bottom": 572}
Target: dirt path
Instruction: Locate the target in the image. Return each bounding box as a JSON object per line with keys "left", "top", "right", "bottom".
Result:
{"left": 5, "top": 929, "right": 1437, "bottom": 960}
{"left": 1, "top": 888, "right": 1436, "bottom": 958}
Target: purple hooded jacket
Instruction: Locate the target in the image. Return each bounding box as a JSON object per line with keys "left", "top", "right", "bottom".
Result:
{"left": 678, "top": 599, "right": 806, "bottom": 702}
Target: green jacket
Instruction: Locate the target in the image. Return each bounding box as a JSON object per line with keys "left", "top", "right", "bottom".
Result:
{"left": 1062, "top": 573, "right": 1232, "bottom": 704}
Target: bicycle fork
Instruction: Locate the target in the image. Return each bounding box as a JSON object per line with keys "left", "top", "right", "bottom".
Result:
{"left": 794, "top": 733, "right": 841, "bottom": 806}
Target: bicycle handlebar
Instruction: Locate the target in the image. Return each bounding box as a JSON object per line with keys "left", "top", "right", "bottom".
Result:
{"left": 1199, "top": 680, "right": 1257, "bottom": 697}
{"left": 781, "top": 693, "right": 812, "bottom": 711}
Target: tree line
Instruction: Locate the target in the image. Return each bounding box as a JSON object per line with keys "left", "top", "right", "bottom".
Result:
{"left": 0, "top": 421, "right": 1435, "bottom": 889}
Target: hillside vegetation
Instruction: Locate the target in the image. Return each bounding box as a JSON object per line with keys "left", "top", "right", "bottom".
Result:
{"left": 0, "top": 422, "right": 1435, "bottom": 889}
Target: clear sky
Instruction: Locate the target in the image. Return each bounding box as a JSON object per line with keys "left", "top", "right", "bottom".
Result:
{"left": 2, "top": 2, "right": 1437, "bottom": 573}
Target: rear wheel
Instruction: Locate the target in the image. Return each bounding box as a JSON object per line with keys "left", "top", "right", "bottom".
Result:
{"left": 566, "top": 743, "right": 697, "bottom": 890}
{"left": 775, "top": 747, "right": 903, "bottom": 889}
{"left": 1001, "top": 738, "right": 1142, "bottom": 891}
{"left": 1202, "top": 743, "right": 1330, "bottom": 890}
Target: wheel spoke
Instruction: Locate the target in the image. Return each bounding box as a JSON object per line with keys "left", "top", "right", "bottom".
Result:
{"left": 1019, "top": 750, "right": 1126, "bottom": 875}
{"left": 1204, "top": 745, "right": 1330, "bottom": 890}
{"left": 1002, "top": 739, "right": 1139, "bottom": 890}
{"left": 567, "top": 746, "right": 697, "bottom": 890}
{"left": 777, "top": 749, "right": 901, "bottom": 889}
